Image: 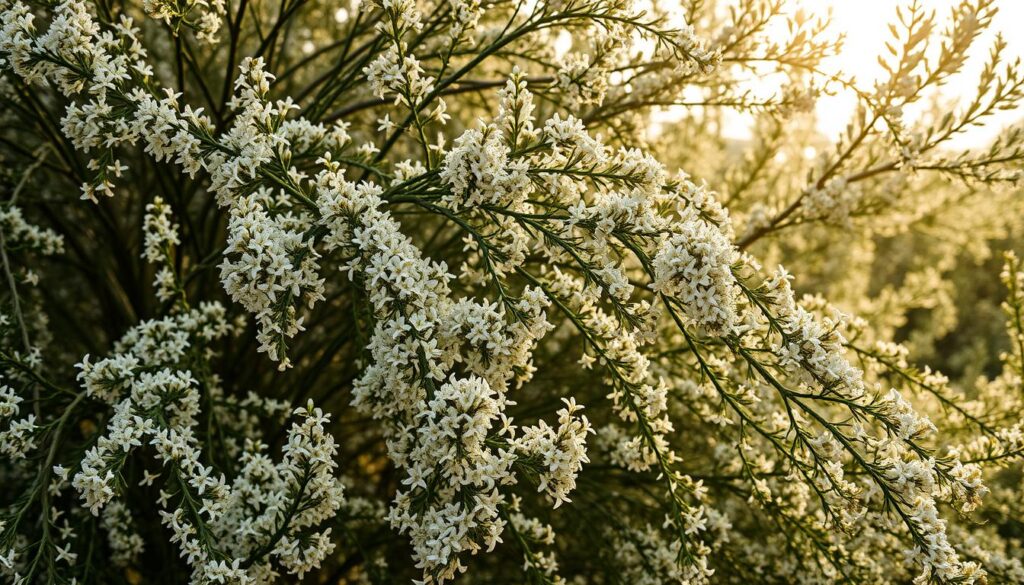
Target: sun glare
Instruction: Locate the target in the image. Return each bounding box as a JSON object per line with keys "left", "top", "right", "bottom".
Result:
{"left": 660, "top": 0, "right": 1024, "bottom": 148}
{"left": 810, "top": 0, "right": 1023, "bottom": 148}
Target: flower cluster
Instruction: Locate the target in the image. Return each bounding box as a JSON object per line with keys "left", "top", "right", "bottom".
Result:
{"left": 0, "top": 376, "right": 34, "bottom": 458}
{"left": 142, "top": 196, "right": 179, "bottom": 263}
{"left": 514, "top": 398, "right": 592, "bottom": 508}
{"left": 315, "top": 160, "right": 593, "bottom": 582}
{"left": 143, "top": 0, "right": 226, "bottom": 43}
{"left": 142, "top": 195, "right": 182, "bottom": 300}
{"left": 71, "top": 304, "right": 344, "bottom": 583}
{"left": 652, "top": 214, "right": 742, "bottom": 335}
{"left": 440, "top": 126, "right": 531, "bottom": 210}
{"left": 0, "top": 205, "right": 64, "bottom": 255}
{"left": 364, "top": 0, "right": 437, "bottom": 111}
{"left": 219, "top": 191, "right": 325, "bottom": 366}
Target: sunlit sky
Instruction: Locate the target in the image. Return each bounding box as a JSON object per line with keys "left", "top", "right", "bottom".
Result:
{"left": 665, "top": 0, "right": 1024, "bottom": 149}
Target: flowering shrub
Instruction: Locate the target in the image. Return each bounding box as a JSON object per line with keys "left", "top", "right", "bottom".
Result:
{"left": 0, "top": 0, "right": 1023, "bottom": 582}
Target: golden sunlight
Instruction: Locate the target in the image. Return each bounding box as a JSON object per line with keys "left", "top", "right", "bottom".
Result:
{"left": 809, "top": 0, "right": 1023, "bottom": 147}
{"left": 654, "top": 0, "right": 1024, "bottom": 148}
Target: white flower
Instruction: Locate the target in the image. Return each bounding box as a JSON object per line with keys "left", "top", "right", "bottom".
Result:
{"left": 142, "top": 196, "right": 180, "bottom": 263}
{"left": 0, "top": 205, "right": 64, "bottom": 255}
{"left": 0, "top": 414, "right": 37, "bottom": 458}
{"left": 651, "top": 215, "right": 740, "bottom": 335}
{"left": 515, "top": 398, "right": 593, "bottom": 508}
{"left": 219, "top": 192, "right": 325, "bottom": 366}
{"left": 0, "top": 383, "right": 22, "bottom": 418}
{"left": 440, "top": 126, "right": 531, "bottom": 210}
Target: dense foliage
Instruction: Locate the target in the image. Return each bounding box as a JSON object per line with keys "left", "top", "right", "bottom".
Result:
{"left": 0, "top": 0, "right": 1022, "bottom": 582}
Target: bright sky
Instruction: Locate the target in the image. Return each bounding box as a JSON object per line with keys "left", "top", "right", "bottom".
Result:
{"left": 718, "top": 0, "right": 1024, "bottom": 148}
